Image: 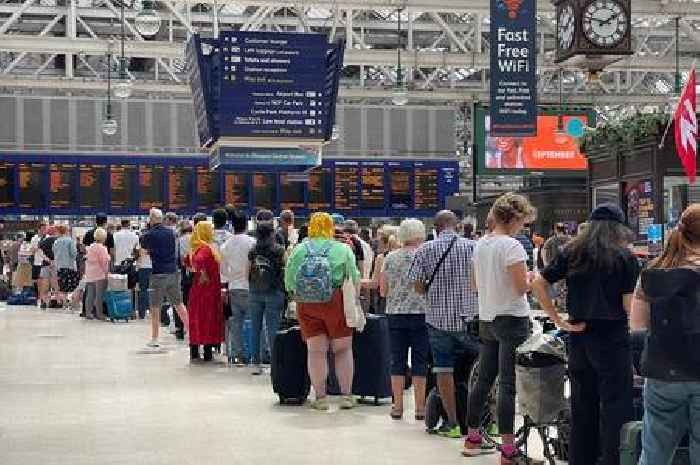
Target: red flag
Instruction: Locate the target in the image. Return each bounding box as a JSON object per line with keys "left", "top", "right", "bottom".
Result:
{"left": 674, "top": 68, "right": 697, "bottom": 184}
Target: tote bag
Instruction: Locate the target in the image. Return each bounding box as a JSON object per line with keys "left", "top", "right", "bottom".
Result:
{"left": 343, "top": 259, "right": 366, "bottom": 332}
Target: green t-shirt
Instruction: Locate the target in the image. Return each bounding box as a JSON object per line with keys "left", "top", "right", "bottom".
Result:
{"left": 284, "top": 238, "right": 360, "bottom": 293}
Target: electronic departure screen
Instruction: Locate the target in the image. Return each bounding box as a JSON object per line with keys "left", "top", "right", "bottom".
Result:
{"left": 415, "top": 167, "right": 439, "bottom": 210}
{"left": 224, "top": 172, "right": 248, "bottom": 209}
{"left": 139, "top": 165, "right": 164, "bottom": 210}
{"left": 0, "top": 163, "right": 16, "bottom": 208}
{"left": 49, "top": 164, "right": 76, "bottom": 209}
{"left": 389, "top": 168, "right": 412, "bottom": 210}
{"left": 253, "top": 174, "right": 276, "bottom": 210}
{"left": 168, "top": 166, "right": 193, "bottom": 211}
{"left": 308, "top": 167, "right": 332, "bottom": 210}
{"left": 196, "top": 167, "right": 220, "bottom": 211}
{"left": 18, "top": 163, "right": 45, "bottom": 209}
{"left": 280, "top": 175, "right": 305, "bottom": 210}
{"left": 79, "top": 165, "right": 105, "bottom": 210}
{"left": 361, "top": 164, "right": 384, "bottom": 210}
{"left": 334, "top": 164, "right": 360, "bottom": 211}
{"left": 110, "top": 165, "right": 137, "bottom": 210}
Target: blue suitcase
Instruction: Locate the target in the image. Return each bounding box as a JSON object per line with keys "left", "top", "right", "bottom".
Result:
{"left": 104, "top": 290, "right": 132, "bottom": 322}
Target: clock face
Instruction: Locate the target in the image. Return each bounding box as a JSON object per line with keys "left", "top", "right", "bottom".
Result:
{"left": 558, "top": 4, "right": 575, "bottom": 50}
{"left": 582, "top": 0, "right": 628, "bottom": 47}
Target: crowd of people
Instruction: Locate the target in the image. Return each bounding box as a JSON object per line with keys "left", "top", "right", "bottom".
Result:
{"left": 1, "top": 195, "right": 698, "bottom": 465}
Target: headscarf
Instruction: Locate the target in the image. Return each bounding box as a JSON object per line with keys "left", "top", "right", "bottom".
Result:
{"left": 190, "top": 221, "right": 220, "bottom": 262}
{"left": 308, "top": 212, "right": 334, "bottom": 240}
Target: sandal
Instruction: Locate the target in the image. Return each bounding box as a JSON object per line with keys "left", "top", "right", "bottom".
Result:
{"left": 390, "top": 407, "right": 403, "bottom": 420}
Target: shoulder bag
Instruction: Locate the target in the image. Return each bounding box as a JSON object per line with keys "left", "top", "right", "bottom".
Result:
{"left": 415, "top": 236, "right": 458, "bottom": 295}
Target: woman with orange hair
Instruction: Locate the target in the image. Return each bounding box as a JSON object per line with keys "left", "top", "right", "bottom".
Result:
{"left": 285, "top": 212, "right": 360, "bottom": 411}
{"left": 187, "top": 221, "right": 225, "bottom": 362}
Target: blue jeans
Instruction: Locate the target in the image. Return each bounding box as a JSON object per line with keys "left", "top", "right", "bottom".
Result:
{"left": 388, "top": 314, "right": 429, "bottom": 377}
{"left": 227, "top": 289, "right": 249, "bottom": 359}
{"left": 640, "top": 379, "right": 700, "bottom": 465}
{"left": 137, "top": 268, "right": 151, "bottom": 319}
{"left": 248, "top": 289, "right": 284, "bottom": 365}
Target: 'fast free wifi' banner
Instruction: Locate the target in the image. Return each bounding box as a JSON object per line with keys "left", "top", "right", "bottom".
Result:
{"left": 490, "top": 0, "right": 537, "bottom": 137}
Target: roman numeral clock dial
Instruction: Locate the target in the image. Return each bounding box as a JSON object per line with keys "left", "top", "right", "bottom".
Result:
{"left": 582, "top": 0, "right": 628, "bottom": 47}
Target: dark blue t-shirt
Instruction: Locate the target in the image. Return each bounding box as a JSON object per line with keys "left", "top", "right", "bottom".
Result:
{"left": 141, "top": 224, "right": 177, "bottom": 275}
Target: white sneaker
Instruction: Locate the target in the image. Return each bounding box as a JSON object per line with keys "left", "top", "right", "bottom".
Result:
{"left": 146, "top": 341, "right": 160, "bottom": 349}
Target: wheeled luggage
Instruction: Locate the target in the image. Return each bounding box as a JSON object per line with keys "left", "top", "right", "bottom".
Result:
{"left": 351, "top": 314, "right": 392, "bottom": 404}
{"left": 425, "top": 351, "right": 478, "bottom": 434}
{"left": 104, "top": 290, "right": 132, "bottom": 322}
{"left": 271, "top": 326, "right": 310, "bottom": 405}
{"left": 7, "top": 287, "right": 37, "bottom": 306}
{"left": 107, "top": 273, "right": 129, "bottom": 291}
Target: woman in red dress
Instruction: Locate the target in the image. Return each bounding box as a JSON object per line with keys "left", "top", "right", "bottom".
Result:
{"left": 187, "top": 221, "right": 225, "bottom": 362}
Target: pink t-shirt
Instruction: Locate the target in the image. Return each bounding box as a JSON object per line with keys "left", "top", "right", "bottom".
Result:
{"left": 84, "top": 243, "right": 110, "bottom": 282}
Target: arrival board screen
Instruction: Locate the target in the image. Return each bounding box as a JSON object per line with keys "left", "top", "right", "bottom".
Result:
{"left": 18, "top": 163, "right": 45, "bottom": 209}
{"left": 79, "top": 165, "right": 105, "bottom": 210}
{"left": 139, "top": 165, "right": 164, "bottom": 210}
{"left": 308, "top": 167, "right": 331, "bottom": 210}
{"left": 389, "top": 168, "right": 412, "bottom": 210}
{"left": 415, "top": 167, "right": 439, "bottom": 210}
{"left": 280, "top": 175, "right": 305, "bottom": 210}
{"left": 196, "top": 167, "right": 220, "bottom": 211}
{"left": 253, "top": 174, "right": 276, "bottom": 210}
{"left": 224, "top": 172, "right": 248, "bottom": 209}
{"left": 49, "top": 164, "right": 76, "bottom": 209}
{"left": 168, "top": 166, "right": 193, "bottom": 211}
{"left": 334, "top": 164, "right": 360, "bottom": 211}
{"left": 361, "top": 164, "right": 384, "bottom": 210}
{"left": 0, "top": 163, "right": 15, "bottom": 208}
{"left": 110, "top": 165, "right": 137, "bottom": 210}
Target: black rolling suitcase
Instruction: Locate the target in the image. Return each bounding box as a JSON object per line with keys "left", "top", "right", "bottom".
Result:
{"left": 352, "top": 314, "right": 392, "bottom": 404}
{"left": 271, "top": 326, "right": 311, "bottom": 405}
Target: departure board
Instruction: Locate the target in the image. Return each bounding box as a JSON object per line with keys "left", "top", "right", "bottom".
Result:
{"left": 253, "top": 174, "right": 276, "bottom": 210}
{"left": 49, "top": 164, "right": 77, "bottom": 209}
{"left": 0, "top": 163, "right": 15, "bottom": 208}
{"left": 224, "top": 172, "right": 248, "bottom": 209}
{"left": 361, "top": 164, "right": 384, "bottom": 210}
{"left": 196, "top": 167, "right": 220, "bottom": 211}
{"left": 18, "top": 163, "right": 45, "bottom": 209}
{"left": 139, "top": 165, "right": 164, "bottom": 210}
{"left": 110, "top": 165, "right": 137, "bottom": 210}
{"left": 280, "top": 175, "right": 305, "bottom": 210}
{"left": 389, "top": 168, "right": 412, "bottom": 210}
{"left": 334, "top": 164, "right": 360, "bottom": 211}
{"left": 168, "top": 166, "right": 194, "bottom": 211}
{"left": 308, "top": 167, "right": 332, "bottom": 210}
{"left": 79, "top": 165, "right": 105, "bottom": 210}
{"left": 415, "top": 167, "right": 439, "bottom": 210}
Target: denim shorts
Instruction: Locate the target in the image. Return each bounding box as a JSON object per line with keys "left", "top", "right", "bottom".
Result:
{"left": 427, "top": 324, "right": 480, "bottom": 372}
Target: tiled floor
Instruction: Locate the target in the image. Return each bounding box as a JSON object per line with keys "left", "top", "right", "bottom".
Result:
{"left": 0, "top": 304, "right": 534, "bottom": 465}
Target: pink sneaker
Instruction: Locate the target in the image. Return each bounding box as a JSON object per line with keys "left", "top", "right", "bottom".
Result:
{"left": 462, "top": 431, "right": 495, "bottom": 457}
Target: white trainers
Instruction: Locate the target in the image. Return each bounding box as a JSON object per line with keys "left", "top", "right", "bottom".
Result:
{"left": 339, "top": 395, "right": 357, "bottom": 410}
{"left": 146, "top": 341, "right": 160, "bottom": 349}
{"left": 309, "top": 397, "right": 330, "bottom": 411}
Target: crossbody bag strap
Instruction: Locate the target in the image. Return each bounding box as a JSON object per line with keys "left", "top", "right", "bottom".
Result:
{"left": 425, "top": 236, "right": 458, "bottom": 292}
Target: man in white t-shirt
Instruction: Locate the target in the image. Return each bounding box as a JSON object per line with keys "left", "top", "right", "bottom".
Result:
{"left": 113, "top": 219, "right": 140, "bottom": 266}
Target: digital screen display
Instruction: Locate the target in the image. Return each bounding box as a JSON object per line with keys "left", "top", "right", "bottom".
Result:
{"left": 49, "top": 164, "right": 76, "bottom": 209}
{"left": 196, "top": 167, "right": 220, "bottom": 211}
{"left": 168, "top": 166, "right": 193, "bottom": 211}
{"left": 224, "top": 172, "right": 248, "bottom": 209}
{"left": 18, "top": 163, "right": 45, "bottom": 209}
{"left": 415, "top": 168, "right": 439, "bottom": 210}
{"left": 79, "top": 165, "right": 105, "bottom": 210}
{"left": 308, "top": 167, "right": 332, "bottom": 210}
{"left": 0, "top": 163, "right": 16, "bottom": 208}
{"left": 253, "top": 174, "right": 276, "bottom": 210}
{"left": 139, "top": 165, "right": 164, "bottom": 210}
{"left": 334, "top": 164, "right": 360, "bottom": 211}
{"left": 361, "top": 164, "right": 384, "bottom": 210}
{"left": 389, "top": 168, "right": 412, "bottom": 210}
{"left": 280, "top": 174, "right": 305, "bottom": 210}
{"left": 110, "top": 165, "right": 137, "bottom": 210}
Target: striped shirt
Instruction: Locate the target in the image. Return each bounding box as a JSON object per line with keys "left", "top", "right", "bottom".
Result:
{"left": 407, "top": 230, "right": 479, "bottom": 332}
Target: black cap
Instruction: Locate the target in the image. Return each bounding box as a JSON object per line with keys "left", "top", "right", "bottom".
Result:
{"left": 589, "top": 204, "right": 626, "bottom": 225}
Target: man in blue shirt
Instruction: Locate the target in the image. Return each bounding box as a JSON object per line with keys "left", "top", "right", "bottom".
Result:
{"left": 140, "top": 208, "right": 189, "bottom": 349}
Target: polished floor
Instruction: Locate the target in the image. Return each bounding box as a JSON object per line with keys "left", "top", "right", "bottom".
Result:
{"left": 0, "top": 304, "right": 550, "bottom": 465}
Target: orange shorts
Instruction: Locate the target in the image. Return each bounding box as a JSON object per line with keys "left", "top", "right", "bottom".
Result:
{"left": 297, "top": 289, "right": 353, "bottom": 341}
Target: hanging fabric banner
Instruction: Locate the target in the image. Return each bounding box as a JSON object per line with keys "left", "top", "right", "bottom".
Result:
{"left": 489, "top": 0, "right": 538, "bottom": 137}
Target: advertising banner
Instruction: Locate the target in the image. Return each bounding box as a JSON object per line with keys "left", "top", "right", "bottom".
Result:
{"left": 490, "top": 0, "right": 537, "bottom": 137}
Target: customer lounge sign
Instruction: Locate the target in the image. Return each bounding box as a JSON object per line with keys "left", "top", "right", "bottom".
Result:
{"left": 489, "top": 0, "right": 537, "bottom": 137}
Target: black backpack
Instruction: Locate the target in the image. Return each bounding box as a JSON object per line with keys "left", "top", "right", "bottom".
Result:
{"left": 249, "top": 247, "right": 281, "bottom": 292}
{"left": 39, "top": 236, "right": 57, "bottom": 261}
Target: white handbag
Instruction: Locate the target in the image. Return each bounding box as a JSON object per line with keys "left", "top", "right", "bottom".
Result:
{"left": 342, "top": 261, "right": 366, "bottom": 332}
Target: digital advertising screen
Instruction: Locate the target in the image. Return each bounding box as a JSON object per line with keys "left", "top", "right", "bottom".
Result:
{"left": 253, "top": 174, "right": 276, "bottom": 210}
{"left": 0, "top": 163, "right": 15, "bottom": 208}
{"left": 49, "top": 164, "right": 77, "bottom": 209}
{"left": 18, "top": 163, "right": 46, "bottom": 209}
{"left": 139, "top": 165, "right": 164, "bottom": 210}
{"left": 79, "top": 165, "right": 106, "bottom": 210}
{"left": 196, "top": 167, "right": 220, "bottom": 211}
{"left": 475, "top": 106, "right": 593, "bottom": 175}
{"left": 308, "top": 167, "right": 332, "bottom": 210}
{"left": 280, "top": 174, "right": 305, "bottom": 210}
{"left": 334, "top": 163, "right": 360, "bottom": 211}
{"left": 168, "top": 166, "right": 194, "bottom": 211}
{"left": 110, "top": 165, "right": 137, "bottom": 210}
{"left": 224, "top": 172, "right": 248, "bottom": 209}
{"left": 389, "top": 166, "right": 412, "bottom": 210}
{"left": 361, "top": 164, "right": 385, "bottom": 210}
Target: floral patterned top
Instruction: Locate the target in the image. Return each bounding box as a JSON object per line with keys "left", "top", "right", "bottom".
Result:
{"left": 382, "top": 248, "right": 428, "bottom": 315}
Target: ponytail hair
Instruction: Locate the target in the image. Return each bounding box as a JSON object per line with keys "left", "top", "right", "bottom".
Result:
{"left": 650, "top": 203, "right": 700, "bottom": 269}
